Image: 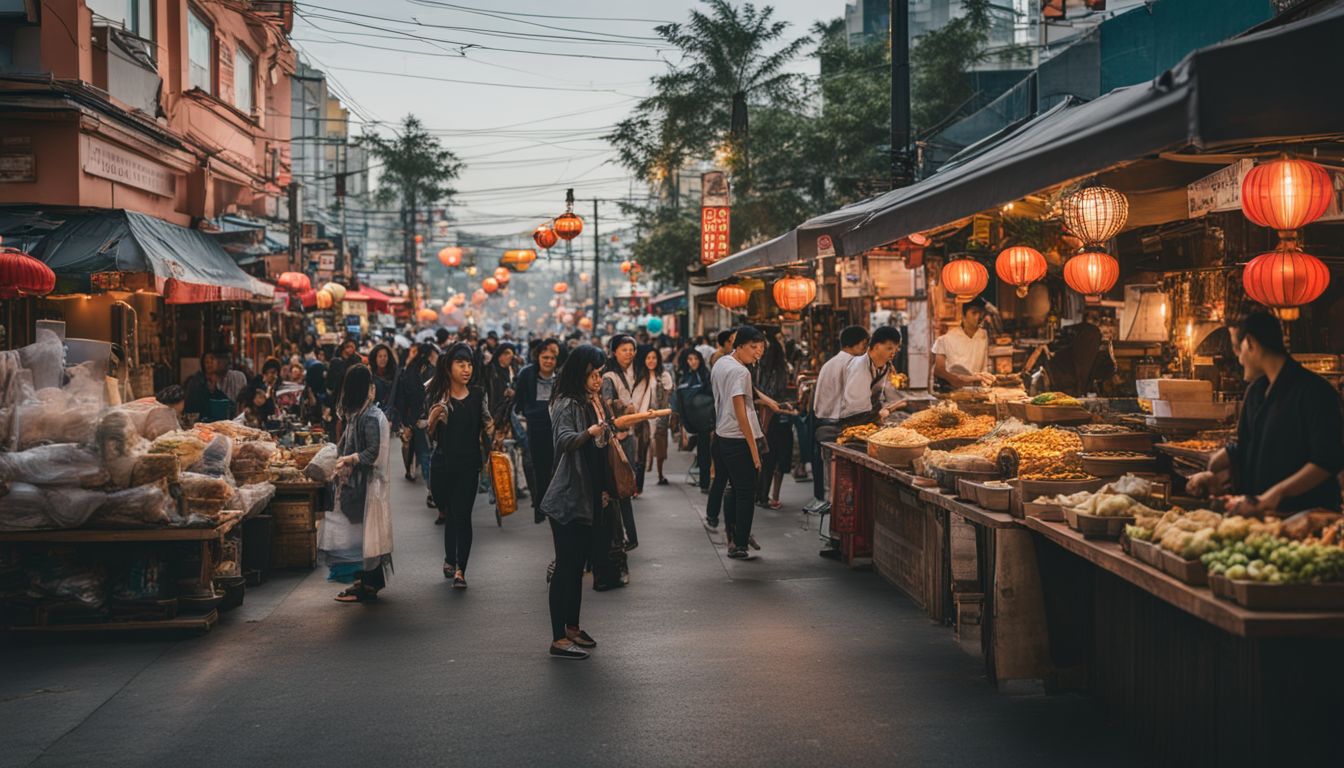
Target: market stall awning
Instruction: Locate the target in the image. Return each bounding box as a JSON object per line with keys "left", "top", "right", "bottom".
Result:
{"left": 347, "top": 285, "right": 393, "bottom": 313}
{"left": 33, "top": 210, "right": 273, "bottom": 302}
{"left": 703, "top": 231, "right": 799, "bottom": 283}
{"left": 729, "top": 5, "right": 1344, "bottom": 265}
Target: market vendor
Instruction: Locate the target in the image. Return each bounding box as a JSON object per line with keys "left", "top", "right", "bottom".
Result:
{"left": 184, "top": 352, "right": 237, "bottom": 423}
{"left": 933, "top": 298, "right": 994, "bottom": 390}
{"left": 809, "top": 325, "right": 870, "bottom": 510}
{"left": 1187, "top": 312, "right": 1344, "bottom": 514}
{"left": 838, "top": 326, "right": 907, "bottom": 428}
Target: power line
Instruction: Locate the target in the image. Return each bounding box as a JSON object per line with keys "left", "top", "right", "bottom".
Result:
{"left": 404, "top": 0, "right": 674, "bottom": 25}
{"left": 319, "top": 64, "right": 642, "bottom": 94}
{"left": 301, "top": 2, "right": 666, "bottom": 45}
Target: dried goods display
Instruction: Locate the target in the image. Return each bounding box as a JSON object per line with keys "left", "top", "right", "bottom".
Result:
{"left": 903, "top": 402, "right": 995, "bottom": 442}
{"left": 837, "top": 423, "right": 879, "bottom": 444}
{"left": 1002, "top": 427, "right": 1084, "bottom": 477}
{"left": 867, "top": 426, "right": 928, "bottom": 447}
{"left": 1163, "top": 439, "right": 1222, "bottom": 453}
{"left": 1076, "top": 424, "right": 1134, "bottom": 435}
{"left": 1029, "top": 392, "right": 1082, "bottom": 407}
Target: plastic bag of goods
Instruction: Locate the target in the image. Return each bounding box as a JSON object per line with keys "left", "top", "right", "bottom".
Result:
{"left": 149, "top": 431, "right": 208, "bottom": 472}
{"left": 18, "top": 329, "right": 64, "bottom": 391}
{"left": 11, "top": 388, "right": 101, "bottom": 450}
{"left": 225, "top": 482, "right": 276, "bottom": 517}
{"left": 86, "top": 481, "right": 175, "bottom": 528}
{"left": 0, "top": 443, "right": 109, "bottom": 487}
{"left": 179, "top": 472, "right": 234, "bottom": 521}
{"left": 231, "top": 439, "right": 277, "bottom": 481}
{"left": 0, "top": 483, "right": 107, "bottom": 530}
{"left": 289, "top": 444, "right": 324, "bottom": 470}
{"left": 28, "top": 560, "right": 107, "bottom": 611}
{"left": 109, "top": 399, "right": 180, "bottom": 441}
{"left": 303, "top": 443, "right": 339, "bottom": 483}
{"left": 188, "top": 434, "right": 234, "bottom": 479}
{"left": 204, "top": 420, "right": 270, "bottom": 443}
{"left": 130, "top": 453, "right": 180, "bottom": 486}
{"left": 490, "top": 451, "right": 517, "bottom": 517}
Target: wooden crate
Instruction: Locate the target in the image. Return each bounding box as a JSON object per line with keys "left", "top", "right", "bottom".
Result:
{"left": 272, "top": 529, "right": 316, "bottom": 569}
{"left": 270, "top": 500, "right": 315, "bottom": 533}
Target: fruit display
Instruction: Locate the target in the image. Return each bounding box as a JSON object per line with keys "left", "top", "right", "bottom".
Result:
{"left": 1002, "top": 427, "right": 1084, "bottom": 477}
{"left": 867, "top": 426, "right": 928, "bottom": 448}
{"left": 1030, "top": 392, "right": 1082, "bottom": 407}
{"left": 837, "top": 423, "right": 879, "bottom": 444}
{"left": 902, "top": 402, "right": 996, "bottom": 442}
{"left": 1309, "top": 519, "right": 1344, "bottom": 547}
{"left": 1202, "top": 534, "right": 1344, "bottom": 584}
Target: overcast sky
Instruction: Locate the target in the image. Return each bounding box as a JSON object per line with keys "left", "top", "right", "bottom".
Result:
{"left": 292, "top": 0, "right": 836, "bottom": 248}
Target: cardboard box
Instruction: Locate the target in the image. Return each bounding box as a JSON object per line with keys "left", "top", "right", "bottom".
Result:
{"left": 1150, "top": 399, "right": 1236, "bottom": 420}
{"left": 1135, "top": 378, "right": 1213, "bottom": 402}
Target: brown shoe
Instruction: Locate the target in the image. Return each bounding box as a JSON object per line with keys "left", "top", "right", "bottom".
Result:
{"left": 565, "top": 627, "right": 597, "bottom": 648}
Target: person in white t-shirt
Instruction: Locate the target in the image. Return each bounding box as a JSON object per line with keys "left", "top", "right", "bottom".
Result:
{"left": 807, "top": 325, "right": 869, "bottom": 510}
{"left": 933, "top": 297, "right": 994, "bottom": 390}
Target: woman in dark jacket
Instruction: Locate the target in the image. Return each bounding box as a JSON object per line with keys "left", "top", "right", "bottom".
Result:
{"left": 673, "top": 348, "right": 713, "bottom": 491}
{"left": 426, "top": 343, "right": 495, "bottom": 589}
{"left": 393, "top": 343, "right": 436, "bottom": 499}
{"left": 481, "top": 342, "right": 517, "bottom": 438}
{"left": 514, "top": 338, "right": 561, "bottom": 523}
{"left": 368, "top": 343, "right": 398, "bottom": 414}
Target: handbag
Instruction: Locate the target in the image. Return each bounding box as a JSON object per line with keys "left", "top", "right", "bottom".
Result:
{"left": 607, "top": 436, "right": 638, "bottom": 500}
{"left": 490, "top": 450, "right": 517, "bottom": 517}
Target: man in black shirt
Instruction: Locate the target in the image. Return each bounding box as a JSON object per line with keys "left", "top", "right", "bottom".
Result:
{"left": 1188, "top": 312, "right": 1344, "bottom": 514}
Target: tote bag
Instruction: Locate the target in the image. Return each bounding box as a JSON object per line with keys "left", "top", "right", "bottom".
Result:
{"left": 607, "top": 435, "right": 638, "bottom": 500}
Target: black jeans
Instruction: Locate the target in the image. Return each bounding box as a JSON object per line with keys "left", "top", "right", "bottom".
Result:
{"left": 549, "top": 518, "right": 588, "bottom": 641}
{"left": 359, "top": 563, "right": 386, "bottom": 590}
{"left": 713, "top": 436, "right": 758, "bottom": 547}
{"left": 433, "top": 461, "right": 480, "bottom": 572}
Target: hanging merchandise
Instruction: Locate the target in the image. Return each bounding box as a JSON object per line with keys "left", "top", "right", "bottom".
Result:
{"left": 995, "top": 246, "right": 1047, "bottom": 298}
{"left": 941, "top": 258, "right": 988, "bottom": 302}
{"left": 1063, "top": 251, "right": 1120, "bottom": 300}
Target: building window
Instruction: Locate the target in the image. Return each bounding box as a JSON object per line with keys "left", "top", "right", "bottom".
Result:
{"left": 235, "top": 47, "right": 255, "bottom": 114}
{"left": 187, "top": 7, "right": 213, "bottom": 94}
{"left": 87, "top": 0, "right": 153, "bottom": 40}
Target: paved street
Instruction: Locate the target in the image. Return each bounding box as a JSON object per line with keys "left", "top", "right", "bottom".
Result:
{"left": 1, "top": 450, "right": 1134, "bottom": 768}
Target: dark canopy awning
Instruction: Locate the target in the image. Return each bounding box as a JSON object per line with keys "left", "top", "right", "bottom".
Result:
{"left": 33, "top": 210, "right": 272, "bottom": 302}
{"left": 705, "top": 4, "right": 1344, "bottom": 278}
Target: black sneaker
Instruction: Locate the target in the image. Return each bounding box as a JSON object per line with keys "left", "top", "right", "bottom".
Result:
{"left": 427, "top": 494, "right": 437, "bottom": 509}
{"left": 550, "top": 642, "right": 590, "bottom": 660}
{"left": 703, "top": 518, "right": 720, "bottom": 532}
{"left": 727, "top": 547, "right": 749, "bottom": 560}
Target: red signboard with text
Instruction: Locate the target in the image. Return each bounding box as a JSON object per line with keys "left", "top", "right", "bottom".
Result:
{"left": 700, "top": 206, "right": 730, "bottom": 265}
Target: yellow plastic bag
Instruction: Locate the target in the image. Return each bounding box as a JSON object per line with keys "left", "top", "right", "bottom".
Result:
{"left": 490, "top": 451, "right": 517, "bottom": 517}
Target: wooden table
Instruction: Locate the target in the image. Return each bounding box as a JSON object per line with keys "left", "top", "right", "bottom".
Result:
{"left": 1024, "top": 517, "right": 1344, "bottom": 763}
{"left": 0, "top": 515, "right": 241, "bottom": 635}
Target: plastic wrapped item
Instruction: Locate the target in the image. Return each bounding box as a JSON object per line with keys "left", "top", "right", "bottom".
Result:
{"left": 226, "top": 482, "right": 276, "bottom": 517}
{"left": 490, "top": 451, "right": 517, "bottom": 517}
{"left": 12, "top": 388, "right": 100, "bottom": 449}
{"left": 130, "top": 453, "right": 180, "bottom": 486}
{"left": 112, "top": 556, "right": 166, "bottom": 601}
{"left": 18, "top": 329, "right": 63, "bottom": 392}
{"left": 87, "top": 481, "right": 174, "bottom": 528}
{"left": 0, "top": 483, "right": 107, "bottom": 530}
{"left": 110, "top": 399, "right": 180, "bottom": 440}
{"left": 303, "top": 443, "right": 339, "bottom": 483}
{"left": 28, "top": 561, "right": 107, "bottom": 610}
{"left": 0, "top": 443, "right": 109, "bottom": 487}
{"left": 149, "top": 431, "right": 207, "bottom": 472}
{"left": 203, "top": 420, "right": 270, "bottom": 443}
{"left": 179, "top": 472, "right": 233, "bottom": 501}
{"left": 96, "top": 409, "right": 139, "bottom": 457}
{"left": 188, "top": 434, "right": 234, "bottom": 478}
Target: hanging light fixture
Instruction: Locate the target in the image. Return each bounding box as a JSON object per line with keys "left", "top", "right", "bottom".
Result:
{"left": 533, "top": 224, "right": 558, "bottom": 250}
{"left": 1063, "top": 251, "right": 1120, "bottom": 300}
{"left": 772, "top": 274, "right": 817, "bottom": 312}
{"left": 1241, "top": 247, "right": 1330, "bottom": 321}
{"left": 716, "top": 283, "right": 749, "bottom": 310}
{"left": 995, "top": 246, "right": 1047, "bottom": 299}
{"left": 1061, "top": 183, "right": 1129, "bottom": 247}
{"left": 0, "top": 241, "right": 55, "bottom": 298}
{"left": 1241, "top": 156, "right": 1333, "bottom": 243}
{"left": 619, "top": 260, "right": 633, "bottom": 274}
{"left": 554, "top": 188, "right": 584, "bottom": 241}
{"left": 941, "top": 257, "right": 988, "bottom": 302}
{"left": 482, "top": 277, "right": 499, "bottom": 294}
{"left": 437, "top": 247, "right": 463, "bottom": 268}
{"left": 553, "top": 281, "right": 569, "bottom": 294}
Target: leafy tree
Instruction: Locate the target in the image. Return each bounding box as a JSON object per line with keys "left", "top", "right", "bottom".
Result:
{"left": 807, "top": 18, "right": 891, "bottom": 206}
{"left": 909, "top": 0, "right": 1024, "bottom": 135}
{"left": 619, "top": 203, "right": 702, "bottom": 286}
{"left": 358, "top": 115, "right": 463, "bottom": 302}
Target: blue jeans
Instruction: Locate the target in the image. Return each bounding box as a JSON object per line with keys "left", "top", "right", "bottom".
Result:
{"left": 411, "top": 426, "right": 431, "bottom": 483}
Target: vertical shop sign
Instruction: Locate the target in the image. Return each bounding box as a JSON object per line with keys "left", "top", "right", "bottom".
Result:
{"left": 700, "top": 171, "right": 731, "bottom": 265}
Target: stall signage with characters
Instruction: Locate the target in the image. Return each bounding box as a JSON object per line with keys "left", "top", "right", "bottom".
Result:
{"left": 700, "top": 171, "right": 731, "bottom": 265}
{"left": 1187, "top": 159, "right": 1254, "bottom": 218}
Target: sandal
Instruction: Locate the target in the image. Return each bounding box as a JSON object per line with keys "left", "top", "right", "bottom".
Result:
{"left": 334, "top": 585, "right": 378, "bottom": 603}
{"left": 443, "top": 562, "right": 455, "bottom": 579}
{"left": 768, "top": 499, "right": 783, "bottom": 510}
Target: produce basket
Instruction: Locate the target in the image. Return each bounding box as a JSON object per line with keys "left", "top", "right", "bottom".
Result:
{"left": 1127, "top": 537, "right": 1164, "bottom": 568}
{"left": 1159, "top": 549, "right": 1208, "bottom": 586}
{"left": 866, "top": 440, "right": 927, "bottom": 468}
{"left": 1017, "top": 476, "right": 1106, "bottom": 500}
{"left": 1227, "top": 580, "right": 1344, "bottom": 611}
{"left": 1023, "top": 403, "right": 1093, "bottom": 425}
{"left": 1080, "top": 453, "right": 1158, "bottom": 477}
{"left": 1022, "top": 499, "right": 1065, "bottom": 522}
{"left": 1208, "top": 573, "right": 1235, "bottom": 600}
{"left": 971, "top": 482, "right": 1013, "bottom": 512}
{"left": 1079, "top": 431, "right": 1156, "bottom": 453}
{"left": 1065, "top": 507, "right": 1133, "bottom": 539}
{"left": 940, "top": 467, "right": 1000, "bottom": 493}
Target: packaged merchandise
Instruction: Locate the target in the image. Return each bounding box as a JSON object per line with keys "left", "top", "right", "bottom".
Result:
{"left": 0, "top": 443, "right": 109, "bottom": 487}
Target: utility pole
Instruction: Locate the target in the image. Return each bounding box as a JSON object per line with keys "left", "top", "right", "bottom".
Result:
{"left": 890, "top": 0, "right": 912, "bottom": 188}
{"left": 592, "top": 199, "right": 601, "bottom": 333}
{"left": 287, "top": 182, "right": 300, "bottom": 274}
{"left": 403, "top": 187, "right": 418, "bottom": 308}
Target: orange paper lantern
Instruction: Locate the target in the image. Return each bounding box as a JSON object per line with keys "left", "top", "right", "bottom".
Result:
{"left": 501, "top": 249, "right": 537, "bottom": 272}
{"left": 941, "top": 258, "right": 988, "bottom": 302}
{"left": 578, "top": 317, "right": 593, "bottom": 331}
{"left": 619, "top": 260, "right": 632, "bottom": 274}
{"left": 995, "top": 246, "right": 1047, "bottom": 298}
{"left": 1241, "top": 157, "right": 1333, "bottom": 240}
{"left": 0, "top": 243, "right": 55, "bottom": 298}
{"left": 416, "top": 308, "right": 438, "bottom": 323}
{"left": 553, "top": 212, "right": 583, "bottom": 241}
{"left": 315, "top": 289, "right": 334, "bottom": 310}
{"left": 414, "top": 234, "right": 424, "bottom": 245}
{"left": 277, "top": 272, "right": 311, "bottom": 293}
{"left": 1063, "top": 251, "right": 1120, "bottom": 300}
{"left": 772, "top": 275, "right": 817, "bottom": 312}
{"left": 493, "top": 267, "right": 511, "bottom": 285}
{"left": 472, "top": 289, "right": 488, "bottom": 305}
{"left": 716, "top": 284, "right": 749, "bottom": 310}
{"left": 553, "top": 281, "right": 569, "bottom": 294}
{"left": 437, "top": 247, "right": 463, "bottom": 268}
{"left": 482, "top": 277, "right": 499, "bottom": 294}
{"left": 533, "top": 225, "right": 558, "bottom": 250}
{"left": 1242, "top": 248, "right": 1330, "bottom": 321}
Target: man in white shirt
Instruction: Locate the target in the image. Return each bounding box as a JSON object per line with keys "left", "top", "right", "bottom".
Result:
{"left": 933, "top": 297, "right": 994, "bottom": 390}
{"left": 695, "top": 335, "right": 717, "bottom": 364}
{"left": 838, "top": 326, "right": 906, "bottom": 426}
{"left": 808, "top": 326, "right": 869, "bottom": 510}
{"left": 707, "top": 325, "right": 778, "bottom": 559}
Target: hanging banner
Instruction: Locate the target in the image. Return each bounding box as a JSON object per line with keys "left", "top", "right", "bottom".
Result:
{"left": 1187, "top": 159, "right": 1253, "bottom": 218}
{"left": 700, "top": 205, "right": 730, "bottom": 265}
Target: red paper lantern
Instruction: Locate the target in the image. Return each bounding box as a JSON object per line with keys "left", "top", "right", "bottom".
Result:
{"left": 277, "top": 272, "right": 311, "bottom": 294}
{"left": 553, "top": 212, "right": 583, "bottom": 241}
{"left": 533, "top": 225, "right": 558, "bottom": 250}
{"left": 482, "top": 277, "right": 499, "bottom": 294}
{"left": 772, "top": 275, "right": 817, "bottom": 312}
{"left": 941, "top": 258, "right": 988, "bottom": 302}
{"left": 0, "top": 244, "right": 55, "bottom": 298}
{"left": 1063, "top": 251, "right": 1120, "bottom": 300}
{"left": 553, "top": 281, "right": 569, "bottom": 294}
{"left": 1241, "top": 157, "right": 1333, "bottom": 239}
{"left": 1242, "top": 248, "right": 1330, "bottom": 321}
{"left": 995, "top": 246, "right": 1047, "bottom": 298}
{"left": 493, "top": 267, "right": 511, "bottom": 285}
{"left": 578, "top": 317, "right": 593, "bottom": 331}
{"left": 619, "top": 260, "right": 633, "bottom": 274}
{"left": 716, "top": 284, "right": 749, "bottom": 310}
{"left": 437, "top": 247, "right": 463, "bottom": 268}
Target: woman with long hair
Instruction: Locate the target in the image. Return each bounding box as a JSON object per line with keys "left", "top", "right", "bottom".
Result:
{"left": 321, "top": 364, "right": 394, "bottom": 603}
{"left": 634, "top": 345, "right": 674, "bottom": 488}
{"left": 426, "top": 342, "right": 495, "bottom": 589}
{"left": 368, "top": 343, "right": 398, "bottom": 413}
{"left": 600, "top": 335, "right": 640, "bottom": 551}
{"left": 756, "top": 328, "right": 794, "bottom": 510}
{"left": 674, "top": 348, "right": 714, "bottom": 492}
{"left": 393, "top": 343, "right": 437, "bottom": 502}
{"left": 514, "top": 338, "right": 561, "bottom": 523}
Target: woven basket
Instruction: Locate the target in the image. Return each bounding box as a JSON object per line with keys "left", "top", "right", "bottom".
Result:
{"left": 867, "top": 440, "right": 928, "bottom": 468}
